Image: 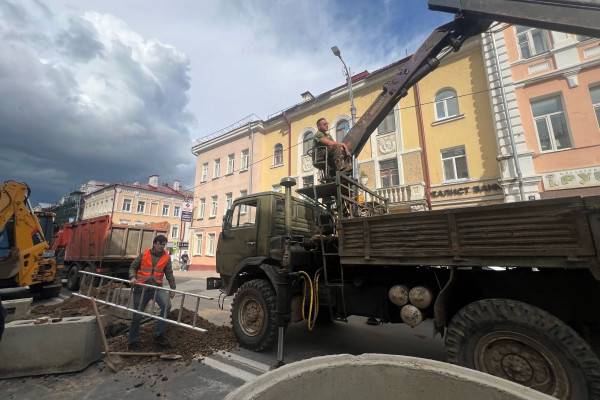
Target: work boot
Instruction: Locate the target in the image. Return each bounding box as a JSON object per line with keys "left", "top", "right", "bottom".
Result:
{"left": 128, "top": 341, "right": 141, "bottom": 351}
{"left": 366, "top": 317, "right": 379, "bottom": 326}
{"left": 154, "top": 335, "right": 171, "bottom": 348}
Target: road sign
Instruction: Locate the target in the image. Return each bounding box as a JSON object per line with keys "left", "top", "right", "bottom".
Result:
{"left": 181, "top": 211, "right": 193, "bottom": 222}
{"left": 182, "top": 200, "right": 193, "bottom": 213}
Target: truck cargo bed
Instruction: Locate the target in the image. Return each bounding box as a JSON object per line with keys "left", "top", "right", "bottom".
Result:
{"left": 339, "top": 196, "right": 600, "bottom": 277}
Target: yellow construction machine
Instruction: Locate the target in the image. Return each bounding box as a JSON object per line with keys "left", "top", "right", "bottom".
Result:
{"left": 0, "top": 180, "right": 61, "bottom": 298}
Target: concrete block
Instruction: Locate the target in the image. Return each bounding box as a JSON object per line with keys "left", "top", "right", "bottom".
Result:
{"left": 0, "top": 316, "right": 103, "bottom": 378}
{"left": 3, "top": 297, "right": 32, "bottom": 322}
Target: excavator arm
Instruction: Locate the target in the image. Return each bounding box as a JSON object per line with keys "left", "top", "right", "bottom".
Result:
{"left": 342, "top": 0, "right": 600, "bottom": 157}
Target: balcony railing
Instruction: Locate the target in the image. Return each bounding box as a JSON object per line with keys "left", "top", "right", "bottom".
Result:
{"left": 376, "top": 183, "right": 425, "bottom": 204}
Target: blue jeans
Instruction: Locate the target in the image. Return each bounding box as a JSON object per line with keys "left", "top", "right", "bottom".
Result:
{"left": 128, "top": 286, "right": 170, "bottom": 344}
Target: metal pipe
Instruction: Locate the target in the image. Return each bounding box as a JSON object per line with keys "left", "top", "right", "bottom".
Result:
{"left": 280, "top": 177, "right": 297, "bottom": 237}
{"left": 413, "top": 82, "right": 433, "bottom": 210}
{"left": 487, "top": 30, "right": 525, "bottom": 201}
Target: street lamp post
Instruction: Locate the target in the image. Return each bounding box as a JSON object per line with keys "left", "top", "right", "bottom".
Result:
{"left": 331, "top": 45, "right": 358, "bottom": 178}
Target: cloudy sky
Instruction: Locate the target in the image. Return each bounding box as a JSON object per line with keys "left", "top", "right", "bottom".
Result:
{"left": 0, "top": 0, "right": 451, "bottom": 203}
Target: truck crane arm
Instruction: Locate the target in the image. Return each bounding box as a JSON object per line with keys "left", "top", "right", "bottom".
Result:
{"left": 342, "top": 0, "right": 600, "bottom": 157}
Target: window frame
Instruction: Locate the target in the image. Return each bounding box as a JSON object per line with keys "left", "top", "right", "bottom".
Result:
{"left": 241, "top": 149, "right": 249, "bottom": 171}
{"left": 225, "top": 192, "right": 233, "bottom": 211}
{"left": 207, "top": 233, "right": 216, "bottom": 256}
{"left": 335, "top": 119, "right": 350, "bottom": 141}
{"left": 210, "top": 195, "right": 218, "bottom": 218}
{"left": 201, "top": 162, "right": 209, "bottom": 182}
{"left": 213, "top": 158, "right": 221, "bottom": 178}
{"left": 377, "top": 110, "right": 396, "bottom": 135}
{"left": 199, "top": 198, "right": 206, "bottom": 219}
{"left": 515, "top": 26, "right": 550, "bottom": 60}
{"left": 591, "top": 85, "right": 600, "bottom": 128}
{"left": 441, "top": 146, "right": 470, "bottom": 182}
{"left": 302, "top": 131, "right": 314, "bottom": 155}
{"left": 122, "top": 198, "right": 132, "bottom": 212}
{"left": 162, "top": 204, "right": 170, "bottom": 216}
{"left": 227, "top": 153, "right": 235, "bottom": 175}
{"left": 136, "top": 200, "right": 146, "bottom": 214}
{"left": 530, "top": 94, "right": 573, "bottom": 153}
{"left": 171, "top": 225, "right": 179, "bottom": 240}
{"left": 434, "top": 88, "right": 460, "bottom": 121}
{"left": 273, "top": 143, "right": 284, "bottom": 166}
{"left": 194, "top": 233, "right": 203, "bottom": 256}
{"left": 239, "top": 190, "right": 248, "bottom": 214}
{"left": 173, "top": 206, "right": 180, "bottom": 217}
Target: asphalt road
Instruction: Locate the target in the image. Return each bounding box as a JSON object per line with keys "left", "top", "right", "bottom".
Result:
{"left": 1, "top": 274, "right": 446, "bottom": 399}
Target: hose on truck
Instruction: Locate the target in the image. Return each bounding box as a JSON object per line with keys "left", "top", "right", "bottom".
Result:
{"left": 299, "top": 269, "right": 322, "bottom": 331}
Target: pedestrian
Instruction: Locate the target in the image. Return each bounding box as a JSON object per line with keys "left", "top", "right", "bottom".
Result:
{"left": 313, "top": 117, "right": 353, "bottom": 177}
{"left": 128, "top": 234, "right": 176, "bottom": 350}
{"left": 180, "top": 252, "right": 189, "bottom": 272}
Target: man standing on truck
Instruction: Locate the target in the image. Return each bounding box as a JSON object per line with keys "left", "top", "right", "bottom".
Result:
{"left": 313, "top": 117, "right": 353, "bottom": 176}
{"left": 128, "top": 234, "right": 176, "bottom": 350}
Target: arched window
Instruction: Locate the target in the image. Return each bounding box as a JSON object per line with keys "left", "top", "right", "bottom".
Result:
{"left": 336, "top": 119, "right": 350, "bottom": 142}
{"left": 302, "top": 131, "right": 314, "bottom": 155}
{"left": 435, "top": 88, "right": 459, "bottom": 120}
{"left": 273, "top": 143, "right": 284, "bottom": 166}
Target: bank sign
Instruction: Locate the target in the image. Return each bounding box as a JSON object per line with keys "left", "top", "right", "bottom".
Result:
{"left": 543, "top": 166, "right": 600, "bottom": 191}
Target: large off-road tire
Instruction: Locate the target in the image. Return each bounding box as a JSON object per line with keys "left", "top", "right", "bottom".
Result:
{"left": 66, "top": 264, "right": 81, "bottom": 291}
{"left": 231, "top": 279, "right": 277, "bottom": 351}
{"left": 445, "top": 299, "right": 600, "bottom": 400}
{"left": 29, "top": 281, "right": 61, "bottom": 299}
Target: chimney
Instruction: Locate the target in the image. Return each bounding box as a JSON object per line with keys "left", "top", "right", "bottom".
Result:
{"left": 301, "top": 91, "right": 314, "bottom": 102}
{"left": 148, "top": 175, "right": 159, "bottom": 186}
{"left": 173, "top": 180, "right": 181, "bottom": 191}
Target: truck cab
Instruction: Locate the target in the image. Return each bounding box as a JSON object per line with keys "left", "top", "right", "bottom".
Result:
{"left": 216, "top": 191, "right": 317, "bottom": 296}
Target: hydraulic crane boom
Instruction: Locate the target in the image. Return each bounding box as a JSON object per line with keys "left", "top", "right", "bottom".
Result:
{"left": 342, "top": 0, "right": 600, "bottom": 157}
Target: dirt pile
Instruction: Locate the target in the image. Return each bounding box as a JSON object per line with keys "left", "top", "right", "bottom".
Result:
{"left": 109, "top": 308, "right": 237, "bottom": 362}
{"left": 31, "top": 296, "right": 95, "bottom": 318}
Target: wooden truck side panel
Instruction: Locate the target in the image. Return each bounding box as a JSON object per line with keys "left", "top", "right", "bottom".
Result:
{"left": 339, "top": 196, "right": 600, "bottom": 276}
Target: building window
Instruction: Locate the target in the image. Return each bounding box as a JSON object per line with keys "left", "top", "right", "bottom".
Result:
{"left": 336, "top": 120, "right": 350, "bottom": 141}
{"left": 239, "top": 190, "right": 248, "bottom": 213}
{"left": 122, "top": 198, "right": 132, "bottom": 212}
{"left": 302, "top": 131, "right": 314, "bottom": 155}
{"left": 441, "top": 146, "right": 469, "bottom": 181}
{"left": 516, "top": 26, "right": 549, "bottom": 59}
{"left": 201, "top": 163, "right": 209, "bottom": 182}
{"left": 199, "top": 198, "right": 206, "bottom": 219}
{"left": 531, "top": 96, "right": 572, "bottom": 152}
{"left": 162, "top": 204, "right": 170, "bottom": 216}
{"left": 379, "top": 158, "right": 399, "bottom": 188}
{"left": 171, "top": 225, "right": 179, "bottom": 239}
{"left": 136, "top": 201, "right": 146, "bottom": 214}
{"left": 591, "top": 85, "right": 600, "bottom": 127}
{"left": 207, "top": 233, "right": 216, "bottom": 256}
{"left": 272, "top": 184, "right": 282, "bottom": 193}
{"left": 210, "top": 196, "right": 218, "bottom": 218}
{"left": 226, "top": 192, "right": 233, "bottom": 210}
{"left": 213, "top": 159, "right": 221, "bottom": 178}
{"left": 273, "top": 143, "right": 284, "bottom": 166}
{"left": 241, "top": 149, "right": 249, "bottom": 170}
{"left": 227, "top": 154, "right": 235, "bottom": 174}
{"left": 194, "top": 234, "right": 203, "bottom": 256}
{"left": 173, "top": 206, "right": 180, "bottom": 217}
{"left": 377, "top": 110, "right": 396, "bottom": 135}
{"left": 302, "top": 175, "right": 314, "bottom": 188}
{"left": 435, "top": 89, "right": 459, "bottom": 120}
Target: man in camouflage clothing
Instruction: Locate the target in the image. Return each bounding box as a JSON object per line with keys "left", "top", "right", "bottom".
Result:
{"left": 313, "top": 117, "right": 353, "bottom": 176}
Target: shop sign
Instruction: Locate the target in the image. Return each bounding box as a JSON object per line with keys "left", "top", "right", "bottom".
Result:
{"left": 431, "top": 183, "right": 502, "bottom": 198}
{"left": 181, "top": 211, "right": 193, "bottom": 222}
{"left": 543, "top": 166, "right": 600, "bottom": 191}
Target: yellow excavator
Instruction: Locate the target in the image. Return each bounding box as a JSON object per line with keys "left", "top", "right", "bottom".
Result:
{"left": 0, "top": 180, "right": 61, "bottom": 298}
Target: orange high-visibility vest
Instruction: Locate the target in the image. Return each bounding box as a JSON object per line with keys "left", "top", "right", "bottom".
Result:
{"left": 136, "top": 249, "right": 170, "bottom": 285}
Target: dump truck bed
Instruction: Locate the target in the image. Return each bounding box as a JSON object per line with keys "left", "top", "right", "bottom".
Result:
{"left": 339, "top": 196, "right": 600, "bottom": 278}
{"left": 58, "top": 215, "right": 168, "bottom": 261}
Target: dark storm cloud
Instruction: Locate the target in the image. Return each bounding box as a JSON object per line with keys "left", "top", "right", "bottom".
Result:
{"left": 0, "top": 0, "right": 196, "bottom": 203}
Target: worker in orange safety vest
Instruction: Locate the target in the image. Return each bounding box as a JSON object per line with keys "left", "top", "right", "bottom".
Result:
{"left": 127, "top": 234, "right": 176, "bottom": 350}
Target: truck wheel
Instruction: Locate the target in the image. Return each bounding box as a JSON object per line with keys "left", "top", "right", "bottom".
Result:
{"left": 231, "top": 279, "right": 277, "bottom": 351}
{"left": 445, "top": 299, "right": 600, "bottom": 400}
{"left": 66, "top": 265, "right": 80, "bottom": 291}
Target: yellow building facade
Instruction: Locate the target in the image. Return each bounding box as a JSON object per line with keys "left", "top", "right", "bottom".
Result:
{"left": 252, "top": 36, "right": 501, "bottom": 210}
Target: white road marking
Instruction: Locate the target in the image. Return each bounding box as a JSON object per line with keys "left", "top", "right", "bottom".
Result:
{"left": 216, "top": 351, "right": 271, "bottom": 373}
{"left": 202, "top": 357, "right": 259, "bottom": 382}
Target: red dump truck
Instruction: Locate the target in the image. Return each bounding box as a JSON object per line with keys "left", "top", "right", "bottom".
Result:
{"left": 52, "top": 215, "right": 168, "bottom": 290}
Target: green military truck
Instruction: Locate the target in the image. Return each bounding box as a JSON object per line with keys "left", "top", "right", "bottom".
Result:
{"left": 216, "top": 175, "right": 600, "bottom": 400}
